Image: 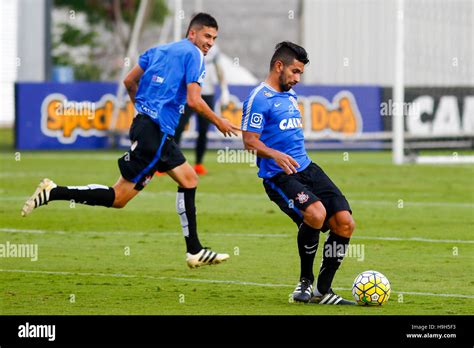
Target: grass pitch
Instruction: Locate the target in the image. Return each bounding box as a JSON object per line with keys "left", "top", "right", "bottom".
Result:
{"left": 1, "top": 130, "right": 473, "bottom": 315}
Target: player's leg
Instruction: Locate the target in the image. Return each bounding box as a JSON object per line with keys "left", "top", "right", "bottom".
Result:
{"left": 263, "top": 175, "right": 321, "bottom": 302}
{"left": 163, "top": 144, "right": 229, "bottom": 268}
{"left": 194, "top": 95, "right": 213, "bottom": 175}
{"left": 301, "top": 200, "right": 326, "bottom": 229}
{"left": 194, "top": 114, "right": 210, "bottom": 174}
{"left": 21, "top": 114, "right": 157, "bottom": 217}
{"left": 296, "top": 200, "right": 326, "bottom": 283}
{"left": 311, "top": 211, "right": 355, "bottom": 305}
{"left": 21, "top": 175, "right": 140, "bottom": 216}
{"left": 304, "top": 162, "right": 356, "bottom": 305}
{"left": 166, "top": 161, "right": 202, "bottom": 253}
{"left": 293, "top": 222, "right": 320, "bottom": 300}
{"left": 158, "top": 106, "right": 192, "bottom": 177}
{"left": 110, "top": 176, "right": 140, "bottom": 208}
{"left": 317, "top": 210, "right": 355, "bottom": 290}
{"left": 317, "top": 211, "right": 355, "bottom": 286}
{"left": 21, "top": 178, "right": 118, "bottom": 216}
{"left": 173, "top": 105, "right": 193, "bottom": 146}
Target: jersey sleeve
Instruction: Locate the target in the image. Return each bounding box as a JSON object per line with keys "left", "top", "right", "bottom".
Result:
{"left": 241, "top": 92, "right": 268, "bottom": 134}
{"left": 138, "top": 48, "right": 152, "bottom": 70}
{"left": 185, "top": 49, "right": 206, "bottom": 86}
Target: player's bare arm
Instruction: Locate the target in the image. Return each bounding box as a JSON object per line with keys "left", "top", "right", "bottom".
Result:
{"left": 242, "top": 130, "right": 299, "bottom": 174}
{"left": 123, "top": 64, "right": 144, "bottom": 103}
{"left": 187, "top": 82, "right": 239, "bottom": 137}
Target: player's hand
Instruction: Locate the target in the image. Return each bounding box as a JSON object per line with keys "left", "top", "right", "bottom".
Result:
{"left": 216, "top": 118, "right": 240, "bottom": 137}
{"left": 272, "top": 151, "right": 300, "bottom": 175}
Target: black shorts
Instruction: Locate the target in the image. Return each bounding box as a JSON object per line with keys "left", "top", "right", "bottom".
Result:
{"left": 263, "top": 162, "right": 351, "bottom": 231}
{"left": 118, "top": 114, "right": 186, "bottom": 190}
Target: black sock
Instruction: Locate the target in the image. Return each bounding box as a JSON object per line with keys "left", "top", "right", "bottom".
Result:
{"left": 297, "top": 223, "right": 320, "bottom": 283}
{"left": 316, "top": 231, "right": 350, "bottom": 295}
{"left": 49, "top": 185, "right": 115, "bottom": 207}
{"left": 176, "top": 187, "right": 203, "bottom": 254}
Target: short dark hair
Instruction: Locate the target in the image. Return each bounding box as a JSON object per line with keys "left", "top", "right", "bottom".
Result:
{"left": 186, "top": 13, "right": 218, "bottom": 37}
{"left": 270, "top": 41, "right": 309, "bottom": 70}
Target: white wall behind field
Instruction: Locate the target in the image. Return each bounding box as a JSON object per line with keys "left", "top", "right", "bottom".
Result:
{"left": 302, "top": 0, "right": 473, "bottom": 86}
{"left": 0, "top": 0, "right": 48, "bottom": 127}
{"left": 0, "top": 0, "right": 18, "bottom": 127}
{"left": 174, "top": 0, "right": 302, "bottom": 82}
{"left": 17, "top": 0, "right": 48, "bottom": 82}
{"left": 172, "top": 0, "right": 472, "bottom": 86}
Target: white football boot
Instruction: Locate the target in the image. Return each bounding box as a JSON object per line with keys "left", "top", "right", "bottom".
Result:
{"left": 310, "top": 288, "right": 356, "bottom": 305}
{"left": 21, "top": 178, "right": 57, "bottom": 217}
{"left": 186, "top": 248, "right": 230, "bottom": 268}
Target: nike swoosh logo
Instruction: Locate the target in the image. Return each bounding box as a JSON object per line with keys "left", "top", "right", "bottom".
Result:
{"left": 304, "top": 243, "right": 318, "bottom": 249}
{"left": 274, "top": 103, "right": 281, "bottom": 107}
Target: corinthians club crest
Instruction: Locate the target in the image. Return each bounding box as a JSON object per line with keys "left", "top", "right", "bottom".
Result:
{"left": 296, "top": 191, "right": 309, "bottom": 204}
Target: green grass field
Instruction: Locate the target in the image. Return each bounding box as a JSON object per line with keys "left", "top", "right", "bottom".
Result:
{"left": 1, "top": 128, "right": 473, "bottom": 315}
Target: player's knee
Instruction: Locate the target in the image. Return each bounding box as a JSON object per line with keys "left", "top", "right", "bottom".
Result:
{"left": 112, "top": 190, "right": 130, "bottom": 209}
{"left": 181, "top": 171, "right": 198, "bottom": 188}
{"left": 303, "top": 202, "right": 326, "bottom": 229}
{"left": 112, "top": 197, "right": 128, "bottom": 209}
{"left": 334, "top": 218, "right": 355, "bottom": 238}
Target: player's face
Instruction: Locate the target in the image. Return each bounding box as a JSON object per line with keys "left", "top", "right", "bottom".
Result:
{"left": 188, "top": 26, "right": 218, "bottom": 56}
{"left": 278, "top": 59, "right": 305, "bottom": 91}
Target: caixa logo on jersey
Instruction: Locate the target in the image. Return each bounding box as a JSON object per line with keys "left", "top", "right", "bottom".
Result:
{"left": 40, "top": 93, "right": 134, "bottom": 144}
{"left": 300, "top": 91, "right": 363, "bottom": 136}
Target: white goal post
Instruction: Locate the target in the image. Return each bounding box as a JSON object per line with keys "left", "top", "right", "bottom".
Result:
{"left": 392, "top": 0, "right": 474, "bottom": 164}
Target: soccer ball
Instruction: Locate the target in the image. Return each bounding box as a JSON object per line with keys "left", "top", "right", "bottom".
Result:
{"left": 352, "top": 270, "right": 391, "bottom": 306}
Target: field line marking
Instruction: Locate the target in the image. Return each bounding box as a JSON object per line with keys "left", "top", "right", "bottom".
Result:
{"left": 0, "top": 154, "right": 119, "bottom": 160}
{"left": 2, "top": 192, "right": 473, "bottom": 208}
{"left": 1, "top": 269, "right": 473, "bottom": 299}
{"left": 1, "top": 228, "right": 473, "bottom": 244}
{"left": 142, "top": 192, "right": 474, "bottom": 208}
{"left": 350, "top": 236, "right": 474, "bottom": 244}
{"left": 0, "top": 228, "right": 48, "bottom": 234}
{"left": 351, "top": 200, "right": 473, "bottom": 208}
{"left": 0, "top": 228, "right": 289, "bottom": 238}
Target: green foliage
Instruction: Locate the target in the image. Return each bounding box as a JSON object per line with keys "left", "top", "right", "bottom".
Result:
{"left": 56, "top": 23, "right": 98, "bottom": 46}
{"left": 71, "top": 63, "right": 103, "bottom": 81}
{"left": 52, "top": 0, "right": 168, "bottom": 80}
{"left": 54, "top": 0, "right": 168, "bottom": 26}
{"left": 52, "top": 23, "right": 102, "bottom": 80}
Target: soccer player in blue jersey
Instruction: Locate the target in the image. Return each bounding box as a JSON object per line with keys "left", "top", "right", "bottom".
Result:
{"left": 242, "top": 42, "right": 356, "bottom": 305}
{"left": 21, "top": 13, "right": 239, "bottom": 268}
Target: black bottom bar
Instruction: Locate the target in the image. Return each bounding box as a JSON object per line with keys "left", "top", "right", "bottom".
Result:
{"left": 0, "top": 315, "right": 472, "bottom": 346}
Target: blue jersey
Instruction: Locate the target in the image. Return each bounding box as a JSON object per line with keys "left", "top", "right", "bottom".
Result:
{"left": 135, "top": 39, "right": 206, "bottom": 135}
{"left": 241, "top": 82, "right": 311, "bottom": 179}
